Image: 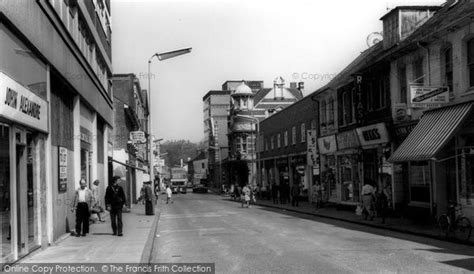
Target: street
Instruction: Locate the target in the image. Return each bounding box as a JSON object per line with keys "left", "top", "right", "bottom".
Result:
{"left": 152, "top": 192, "right": 474, "bottom": 273}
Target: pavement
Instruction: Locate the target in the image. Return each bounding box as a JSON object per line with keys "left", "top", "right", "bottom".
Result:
{"left": 221, "top": 192, "right": 474, "bottom": 246}
{"left": 18, "top": 203, "right": 160, "bottom": 264}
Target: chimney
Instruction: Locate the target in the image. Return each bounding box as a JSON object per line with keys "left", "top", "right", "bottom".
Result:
{"left": 298, "top": 82, "right": 304, "bottom": 93}
{"left": 380, "top": 5, "right": 440, "bottom": 50}
{"left": 290, "top": 82, "right": 297, "bottom": 89}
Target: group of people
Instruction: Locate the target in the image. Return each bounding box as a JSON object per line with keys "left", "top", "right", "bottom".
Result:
{"left": 270, "top": 182, "right": 304, "bottom": 207}
{"left": 360, "top": 181, "right": 390, "bottom": 223}
{"left": 240, "top": 183, "right": 257, "bottom": 208}
{"left": 71, "top": 176, "right": 127, "bottom": 237}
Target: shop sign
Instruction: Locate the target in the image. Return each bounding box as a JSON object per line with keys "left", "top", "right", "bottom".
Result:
{"left": 58, "top": 147, "right": 68, "bottom": 193}
{"left": 80, "top": 127, "right": 92, "bottom": 144}
{"left": 336, "top": 130, "right": 360, "bottom": 150}
{"left": 130, "top": 131, "right": 146, "bottom": 143}
{"left": 393, "top": 122, "right": 417, "bottom": 143}
{"left": 307, "top": 130, "right": 318, "bottom": 166}
{"left": 276, "top": 158, "right": 288, "bottom": 166}
{"left": 410, "top": 85, "right": 449, "bottom": 108}
{"left": 317, "top": 135, "right": 337, "bottom": 154}
{"left": 0, "top": 72, "right": 48, "bottom": 132}
{"left": 291, "top": 155, "right": 306, "bottom": 166}
{"left": 394, "top": 103, "right": 410, "bottom": 123}
{"left": 356, "top": 122, "right": 390, "bottom": 147}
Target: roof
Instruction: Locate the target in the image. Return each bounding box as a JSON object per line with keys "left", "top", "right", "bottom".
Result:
{"left": 253, "top": 87, "right": 303, "bottom": 103}
{"left": 202, "top": 90, "right": 231, "bottom": 101}
{"left": 191, "top": 151, "right": 207, "bottom": 161}
{"left": 233, "top": 82, "right": 253, "bottom": 96}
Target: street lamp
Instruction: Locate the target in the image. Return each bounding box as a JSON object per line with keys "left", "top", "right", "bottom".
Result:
{"left": 236, "top": 114, "right": 260, "bottom": 187}
{"left": 147, "top": 47, "right": 192, "bottom": 202}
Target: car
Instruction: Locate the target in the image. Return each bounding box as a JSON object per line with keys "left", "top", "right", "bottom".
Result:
{"left": 192, "top": 184, "right": 208, "bottom": 193}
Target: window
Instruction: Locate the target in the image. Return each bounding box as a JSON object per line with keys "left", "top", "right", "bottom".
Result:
{"left": 413, "top": 58, "right": 424, "bottom": 85}
{"left": 277, "top": 133, "right": 281, "bottom": 148}
{"left": 468, "top": 39, "right": 474, "bottom": 88}
{"left": 292, "top": 127, "right": 296, "bottom": 145}
{"left": 284, "top": 131, "right": 288, "bottom": 147}
{"left": 311, "top": 120, "right": 316, "bottom": 130}
{"left": 265, "top": 138, "right": 269, "bottom": 151}
{"left": 328, "top": 97, "right": 335, "bottom": 126}
{"left": 320, "top": 99, "right": 327, "bottom": 127}
{"left": 202, "top": 163, "right": 205, "bottom": 169}
{"left": 443, "top": 47, "right": 453, "bottom": 92}
{"left": 399, "top": 66, "right": 407, "bottom": 103}
{"left": 271, "top": 136, "right": 274, "bottom": 150}
{"left": 242, "top": 137, "right": 247, "bottom": 154}
{"left": 366, "top": 82, "right": 373, "bottom": 112}
{"left": 342, "top": 91, "right": 352, "bottom": 125}
{"left": 409, "top": 161, "right": 431, "bottom": 203}
{"left": 301, "top": 123, "right": 306, "bottom": 143}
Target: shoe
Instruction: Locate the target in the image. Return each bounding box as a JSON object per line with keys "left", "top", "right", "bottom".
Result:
{"left": 113, "top": 232, "right": 117, "bottom": 236}
{"left": 81, "top": 233, "right": 86, "bottom": 236}
{"left": 117, "top": 233, "right": 123, "bottom": 236}
{"left": 76, "top": 234, "right": 81, "bottom": 237}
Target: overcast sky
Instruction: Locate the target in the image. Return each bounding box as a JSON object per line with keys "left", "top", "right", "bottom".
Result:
{"left": 112, "top": 0, "right": 443, "bottom": 143}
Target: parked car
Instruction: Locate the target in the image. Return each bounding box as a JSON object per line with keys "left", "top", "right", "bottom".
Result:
{"left": 193, "top": 184, "right": 208, "bottom": 193}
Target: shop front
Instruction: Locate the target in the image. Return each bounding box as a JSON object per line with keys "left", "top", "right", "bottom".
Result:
{"left": 355, "top": 123, "right": 392, "bottom": 201}
{"left": 390, "top": 103, "right": 474, "bottom": 219}
{"left": 318, "top": 135, "right": 337, "bottom": 202}
{"left": 0, "top": 72, "right": 48, "bottom": 264}
{"left": 336, "top": 130, "right": 361, "bottom": 205}
{"left": 290, "top": 154, "right": 308, "bottom": 200}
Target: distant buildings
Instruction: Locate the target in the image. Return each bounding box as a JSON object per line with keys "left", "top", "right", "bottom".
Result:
{"left": 111, "top": 73, "right": 150, "bottom": 206}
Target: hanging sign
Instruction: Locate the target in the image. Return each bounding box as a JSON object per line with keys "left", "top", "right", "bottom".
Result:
{"left": 317, "top": 135, "right": 337, "bottom": 154}
{"left": 410, "top": 85, "right": 449, "bottom": 108}
{"left": 307, "top": 130, "right": 318, "bottom": 166}
{"left": 355, "top": 122, "right": 390, "bottom": 147}
{"left": 58, "top": 147, "right": 68, "bottom": 193}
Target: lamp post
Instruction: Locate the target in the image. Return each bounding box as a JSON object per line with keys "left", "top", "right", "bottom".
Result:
{"left": 147, "top": 48, "right": 192, "bottom": 195}
{"left": 236, "top": 114, "right": 260, "bottom": 188}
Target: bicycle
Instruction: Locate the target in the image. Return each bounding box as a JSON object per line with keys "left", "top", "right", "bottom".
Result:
{"left": 438, "top": 201, "right": 472, "bottom": 241}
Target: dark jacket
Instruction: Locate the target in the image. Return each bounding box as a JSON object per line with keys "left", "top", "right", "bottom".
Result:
{"left": 105, "top": 184, "right": 126, "bottom": 210}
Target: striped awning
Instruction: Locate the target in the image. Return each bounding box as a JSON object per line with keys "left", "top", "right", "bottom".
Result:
{"left": 389, "top": 103, "right": 473, "bottom": 162}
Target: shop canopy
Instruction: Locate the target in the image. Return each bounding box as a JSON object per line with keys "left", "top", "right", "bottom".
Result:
{"left": 389, "top": 102, "right": 473, "bottom": 162}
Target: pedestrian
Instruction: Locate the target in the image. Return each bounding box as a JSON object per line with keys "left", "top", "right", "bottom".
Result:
{"left": 375, "top": 188, "right": 389, "bottom": 224}
{"left": 291, "top": 183, "right": 300, "bottom": 207}
{"left": 241, "top": 184, "right": 251, "bottom": 208}
{"left": 71, "top": 178, "right": 94, "bottom": 237}
{"left": 105, "top": 176, "right": 127, "bottom": 236}
{"left": 361, "top": 180, "right": 376, "bottom": 221}
{"left": 90, "top": 180, "right": 105, "bottom": 223}
{"left": 312, "top": 181, "right": 321, "bottom": 210}
{"left": 154, "top": 181, "right": 160, "bottom": 205}
{"left": 142, "top": 181, "right": 154, "bottom": 215}
{"left": 166, "top": 184, "right": 173, "bottom": 204}
{"left": 271, "top": 183, "right": 279, "bottom": 204}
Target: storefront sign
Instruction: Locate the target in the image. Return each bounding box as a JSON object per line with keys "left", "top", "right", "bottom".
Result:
{"left": 356, "top": 123, "right": 390, "bottom": 147}
{"left": 336, "top": 130, "right": 360, "bottom": 150}
{"left": 307, "top": 130, "right": 318, "bottom": 166}
{"left": 410, "top": 85, "right": 449, "bottom": 108}
{"left": 317, "top": 135, "right": 337, "bottom": 154}
{"left": 0, "top": 72, "right": 48, "bottom": 132}
{"left": 80, "top": 127, "right": 92, "bottom": 144}
{"left": 393, "top": 122, "right": 417, "bottom": 143}
{"left": 58, "top": 147, "right": 68, "bottom": 193}
{"left": 276, "top": 158, "right": 288, "bottom": 166}
{"left": 130, "top": 131, "right": 146, "bottom": 143}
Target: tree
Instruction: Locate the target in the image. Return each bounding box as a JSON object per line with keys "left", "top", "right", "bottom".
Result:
{"left": 160, "top": 140, "right": 204, "bottom": 167}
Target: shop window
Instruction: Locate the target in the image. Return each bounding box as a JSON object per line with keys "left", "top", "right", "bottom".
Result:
{"left": 409, "top": 161, "right": 431, "bottom": 203}
{"left": 301, "top": 123, "right": 306, "bottom": 143}
{"left": 339, "top": 155, "right": 360, "bottom": 203}
{"left": 292, "top": 127, "right": 296, "bottom": 145}
{"left": 0, "top": 125, "right": 11, "bottom": 263}
{"left": 468, "top": 38, "right": 474, "bottom": 88}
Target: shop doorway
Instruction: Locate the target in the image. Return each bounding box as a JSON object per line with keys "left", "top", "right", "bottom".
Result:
{"left": 81, "top": 149, "right": 92, "bottom": 187}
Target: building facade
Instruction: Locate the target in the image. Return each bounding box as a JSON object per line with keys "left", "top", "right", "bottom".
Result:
{"left": 0, "top": 0, "right": 113, "bottom": 264}
{"left": 111, "top": 73, "right": 149, "bottom": 206}
{"left": 227, "top": 78, "right": 304, "bottom": 188}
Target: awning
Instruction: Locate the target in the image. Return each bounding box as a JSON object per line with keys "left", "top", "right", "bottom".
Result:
{"left": 110, "top": 158, "right": 147, "bottom": 172}
{"left": 389, "top": 103, "right": 473, "bottom": 162}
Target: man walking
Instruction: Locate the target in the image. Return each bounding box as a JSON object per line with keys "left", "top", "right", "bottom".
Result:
{"left": 71, "top": 178, "right": 93, "bottom": 237}
{"left": 105, "top": 176, "right": 127, "bottom": 236}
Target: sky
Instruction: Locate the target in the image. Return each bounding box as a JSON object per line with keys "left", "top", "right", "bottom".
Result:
{"left": 112, "top": 0, "right": 444, "bottom": 143}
